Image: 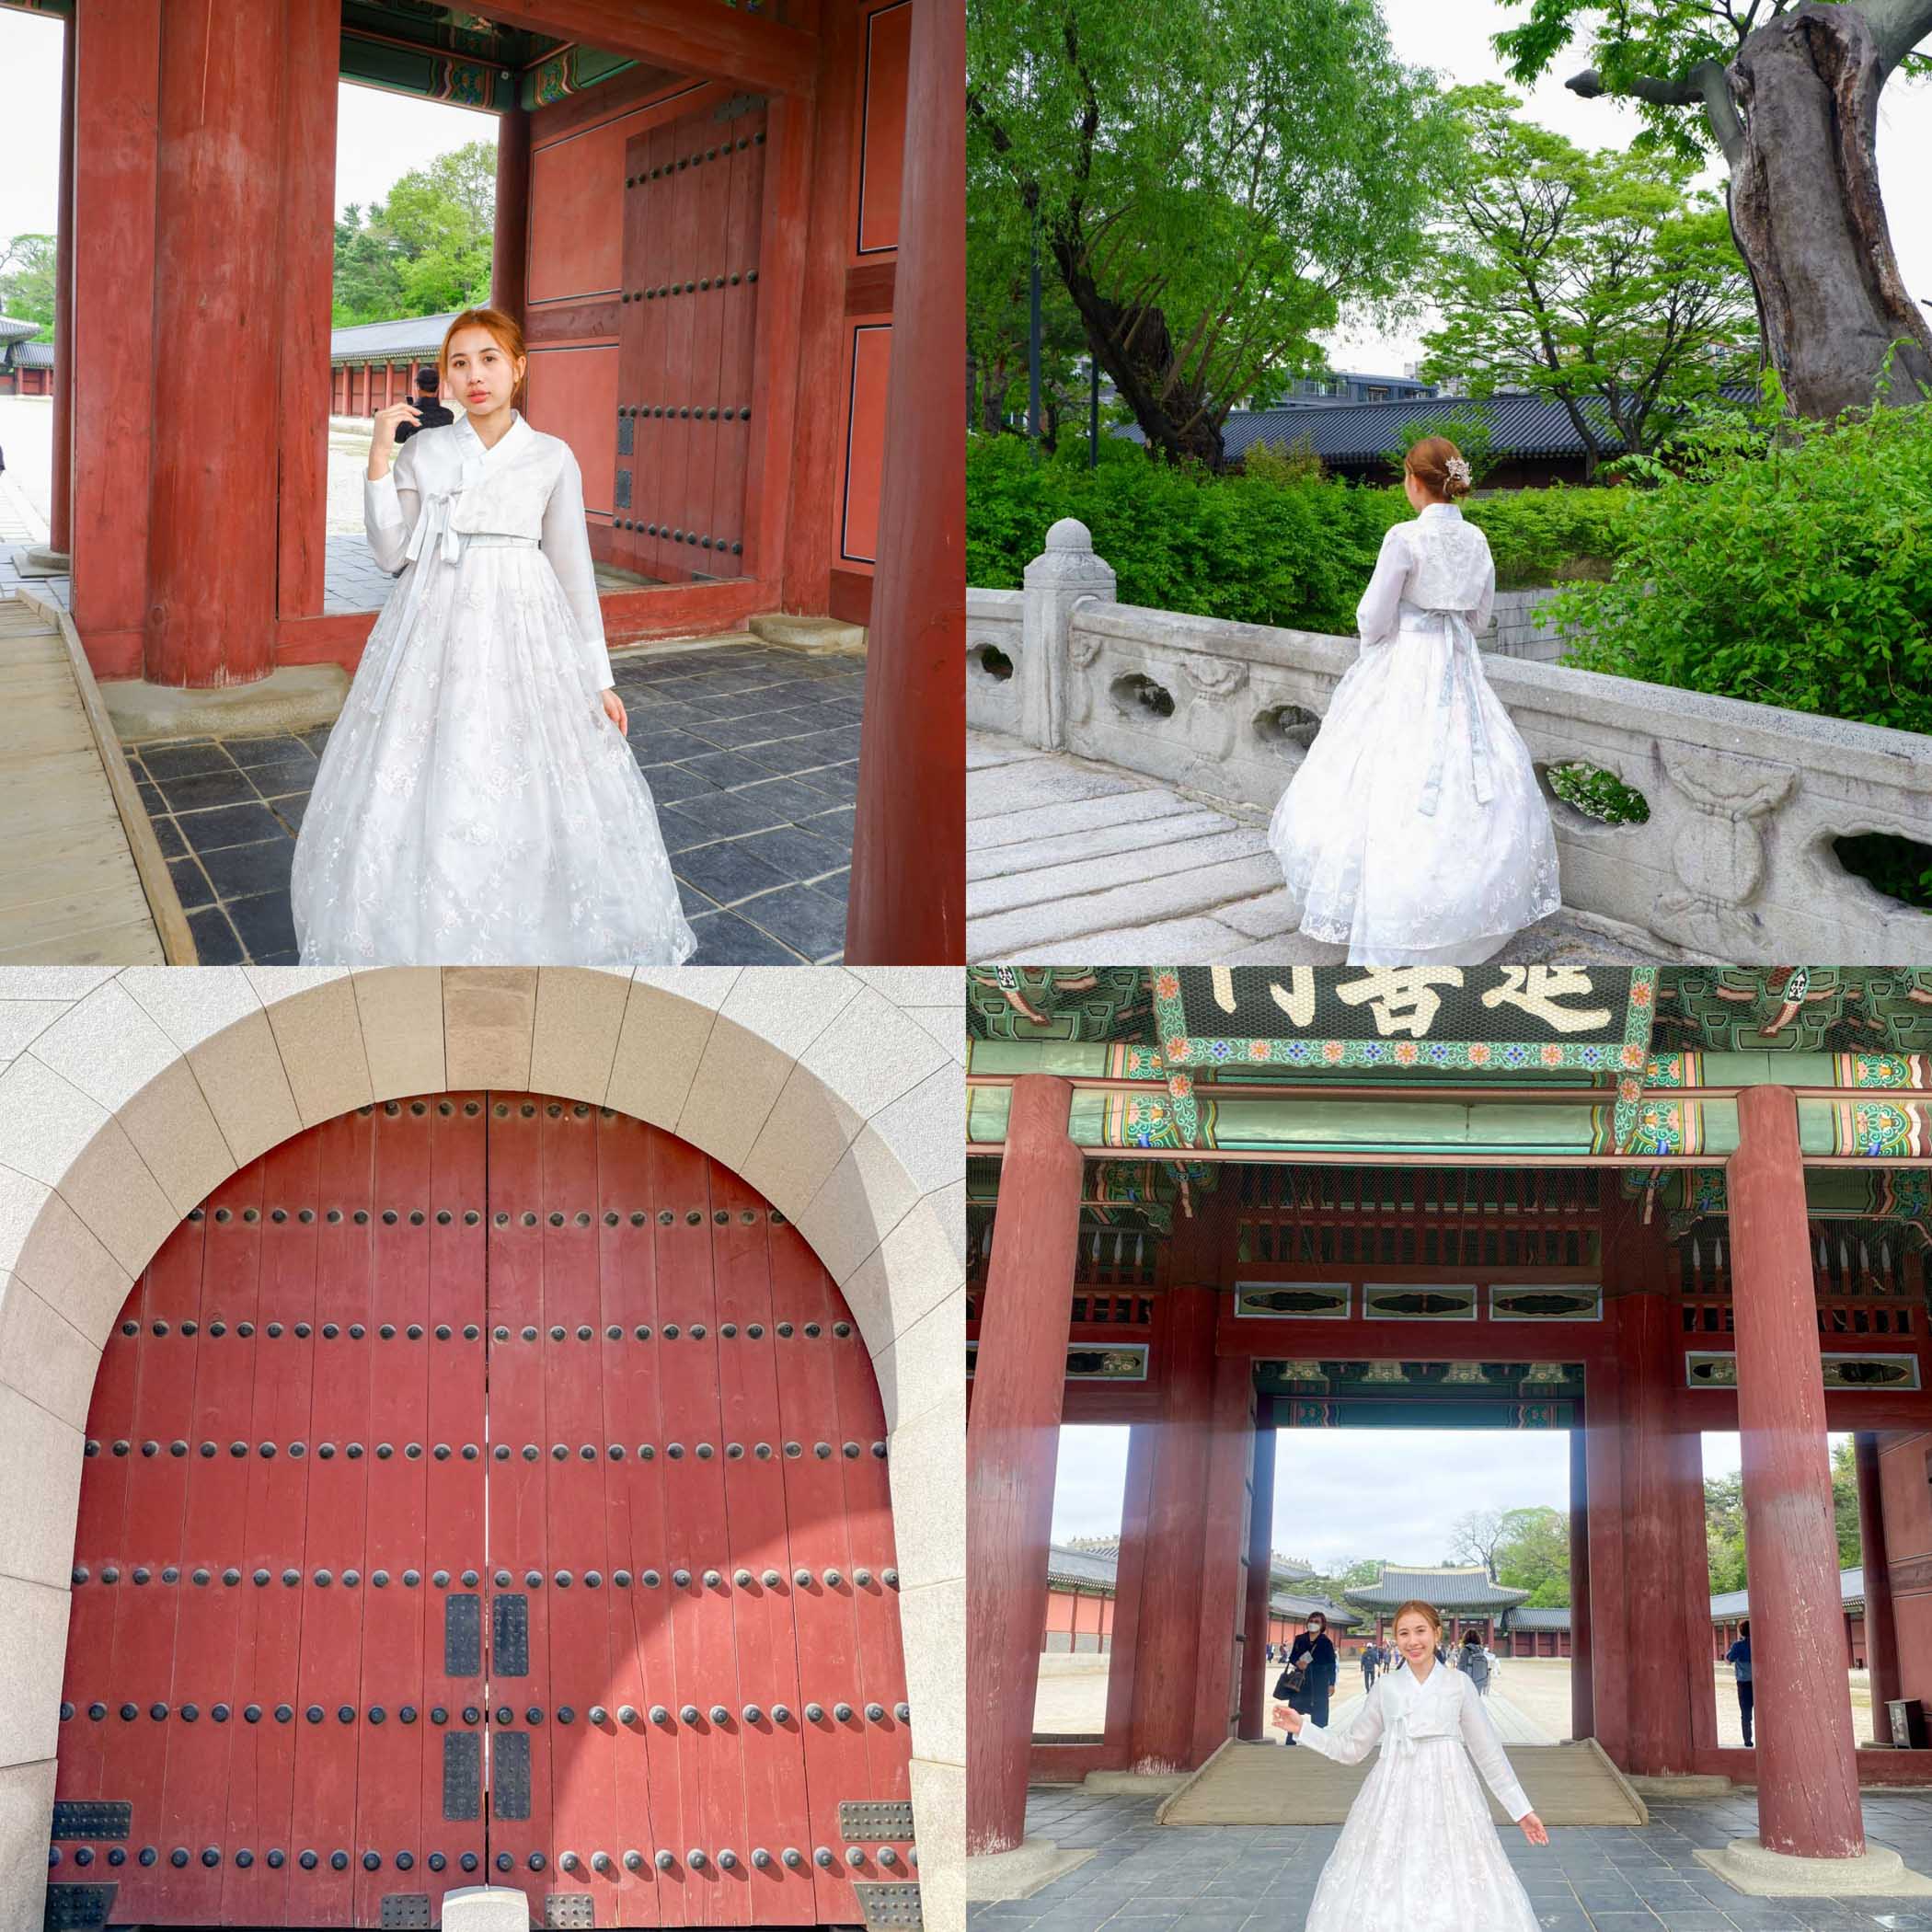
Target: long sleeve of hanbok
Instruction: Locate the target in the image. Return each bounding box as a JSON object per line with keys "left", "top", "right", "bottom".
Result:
{"left": 364, "top": 439, "right": 421, "bottom": 576}
{"left": 1457, "top": 1678, "right": 1533, "bottom": 1821}
{"left": 541, "top": 449, "right": 615, "bottom": 695}
{"left": 1296, "top": 1681, "right": 1387, "bottom": 1766}
{"left": 1355, "top": 526, "right": 1410, "bottom": 647}
{"left": 1473, "top": 553, "right": 1497, "bottom": 634}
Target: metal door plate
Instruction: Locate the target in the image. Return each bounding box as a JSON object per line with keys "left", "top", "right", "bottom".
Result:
{"left": 443, "top": 1730, "right": 481, "bottom": 1821}
{"left": 42, "top": 1887, "right": 117, "bottom": 1930}
{"left": 494, "top": 1727, "right": 532, "bottom": 1820}
{"left": 380, "top": 1897, "right": 431, "bottom": 1930}
{"left": 51, "top": 1802, "right": 131, "bottom": 1841}
{"left": 842, "top": 1800, "right": 916, "bottom": 1841}
{"left": 855, "top": 1880, "right": 924, "bottom": 1928}
{"left": 545, "top": 1898, "right": 595, "bottom": 1928}
{"left": 445, "top": 1593, "right": 482, "bottom": 1677}
{"left": 493, "top": 1592, "right": 530, "bottom": 1675}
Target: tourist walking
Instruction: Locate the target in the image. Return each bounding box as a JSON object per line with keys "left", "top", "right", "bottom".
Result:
{"left": 1363, "top": 1642, "right": 1379, "bottom": 1692}
{"left": 1727, "top": 1621, "right": 1754, "bottom": 1747}
{"left": 1275, "top": 1599, "right": 1548, "bottom": 1931}
{"left": 1460, "top": 1629, "right": 1491, "bottom": 1697}
{"left": 1266, "top": 436, "right": 1560, "bottom": 963}
{"left": 1276, "top": 1611, "right": 1339, "bottom": 1747}
{"left": 293, "top": 307, "right": 696, "bottom": 967}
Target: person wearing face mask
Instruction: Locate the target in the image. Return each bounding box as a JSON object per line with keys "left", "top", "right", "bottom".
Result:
{"left": 1276, "top": 1599, "right": 1549, "bottom": 1929}
{"left": 1275, "top": 1610, "right": 1339, "bottom": 1746}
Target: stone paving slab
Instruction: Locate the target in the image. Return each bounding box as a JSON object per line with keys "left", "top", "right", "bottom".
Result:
{"left": 970, "top": 1787, "right": 1932, "bottom": 1932}
{"left": 128, "top": 640, "right": 862, "bottom": 965}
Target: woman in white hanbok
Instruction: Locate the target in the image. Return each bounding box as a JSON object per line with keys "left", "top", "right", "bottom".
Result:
{"left": 1267, "top": 437, "right": 1559, "bottom": 965}
{"left": 292, "top": 307, "right": 697, "bottom": 966}
{"left": 1275, "top": 1600, "right": 1548, "bottom": 1932}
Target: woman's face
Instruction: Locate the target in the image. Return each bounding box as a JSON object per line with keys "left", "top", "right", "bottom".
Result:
{"left": 445, "top": 327, "right": 523, "bottom": 417}
{"left": 1392, "top": 1611, "right": 1436, "bottom": 1665}
{"left": 1306, "top": 1616, "right": 1325, "bottom": 1638}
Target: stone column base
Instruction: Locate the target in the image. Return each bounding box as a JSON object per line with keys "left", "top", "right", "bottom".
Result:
{"left": 964, "top": 1837, "right": 1096, "bottom": 1902}
{"left": 440, "top": 1887, "right": 535, "bottom": 1931}
{"left": 1084, "top": 1769, "right": 1189, "bottom": 1797}
{"left": 749, "top": 611, "right": 868, "bottom": 657}
{"left": 9, "top": 545, "right": 69, "bottom": 579}
{"left": 1695, "top": 1838, "right": 1932, "bottom": 1896}
{"left": 102, "top": 661, "right": 349, "bottom": 742}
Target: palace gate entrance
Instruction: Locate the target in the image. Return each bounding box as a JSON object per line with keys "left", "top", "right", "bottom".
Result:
{"left": 50, "top": 1094, "right": 916, "bottom": 1930}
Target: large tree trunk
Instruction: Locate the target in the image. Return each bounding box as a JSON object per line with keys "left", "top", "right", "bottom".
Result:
{"left": 1729, "top": 3, "right": 1932, "bottom": 418}
{"left": 1052, "top": 234, "right": 1225, "bottom": 466}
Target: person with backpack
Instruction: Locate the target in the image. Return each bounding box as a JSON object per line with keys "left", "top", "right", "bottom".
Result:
{"left": 1460, "top": 1628, "right": 1491, "bottom": 1697}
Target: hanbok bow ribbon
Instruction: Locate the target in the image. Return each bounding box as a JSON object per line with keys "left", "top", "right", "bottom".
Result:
{"left": 1417, "top": 609, "right": 1495, "bottom": 818}
{"left": 371, "top": 478, "right": 474, "bottom": 711}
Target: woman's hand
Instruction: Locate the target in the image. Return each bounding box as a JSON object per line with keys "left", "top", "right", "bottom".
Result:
{"left": 601, "top": 688, "right": 627, "bottom": 733}
{"left": 1518, "top": 1812, "right": 1548, "bottom": 1846}
{"left": 367, "top": 402, "right": 423, "bottom": 479}
{"left": 1272, "top": 1705, "right": 1305, "bottom": 1735}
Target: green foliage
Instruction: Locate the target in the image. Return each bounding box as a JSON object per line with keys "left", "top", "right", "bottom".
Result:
{"left": 1548, "top": 763, "right": 1650, "bottom": 825}
{"left": 967, "top": 0, "right": 1459, "bottom": 461}
{"left": 0, "top": 233, "right": 56, "bottom": 337}
{"left": 968, "top": 433, "right": 1636, "bottom": 625}
{"left": 333, "top": 141, "right": 498, "bottom": 326}
{"left": 1490, "top": 1506, "right": 1571, "bottom": 1607}
{"left": 1420, "top": 85, "right": 1756, "bottom": 471}
{"left": 1706, "top": 1444, "right": 1862, "bottom": 1598}
{"left": 1549, "top": 397, "right": 1932, "bottom": 737}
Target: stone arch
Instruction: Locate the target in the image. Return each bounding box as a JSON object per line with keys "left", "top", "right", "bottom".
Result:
{"left": 0, "top": 967, "right": 963, "bottom": 1930}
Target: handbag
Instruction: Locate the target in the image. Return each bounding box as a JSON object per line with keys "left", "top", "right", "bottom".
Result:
{"left": 1273, "top": 1659, "right": 1309, "bottom": 1698}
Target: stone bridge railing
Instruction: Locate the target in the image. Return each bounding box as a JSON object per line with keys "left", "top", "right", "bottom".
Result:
{"left": 967, "top": 519, "right": 1932, "bottom": 960}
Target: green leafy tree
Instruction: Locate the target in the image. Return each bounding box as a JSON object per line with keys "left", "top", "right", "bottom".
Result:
{"left": 1492, "top": 0, "right": 1932, "bottom": 419}
{"left": 332, "top": 140, "right": 498, "bottom": 325}
{"left": 968, "top": 0, "right": 1459, "bottom": 467}
{"left": 967, "top": 176, "right": 1091, "bottom": 443}
{"left": 1705, "top": 1443, "right": 1863, "bottom": 1596}
{"left": 0, "top": 233, "right": 57, "bottom": 336}
{"left": 1421, "top": 86, "right": 1756, "bottom": 481}
{"left": 1390, "top": 404, "right": 1501, "bottom": 486}
{"left": 1491, "top": 1506, "right": 1572, "bottom": 1607}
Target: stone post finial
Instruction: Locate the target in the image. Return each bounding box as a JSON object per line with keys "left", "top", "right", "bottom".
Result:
{"left": 1022, "top": 521, "right": 1116, "bottom": 751}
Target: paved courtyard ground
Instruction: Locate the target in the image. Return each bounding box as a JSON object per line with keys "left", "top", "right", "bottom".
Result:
{"left": 126, "top": 640, "right": 861, "bottom": 964}
{"left": 977, "top": 1786, "right": 1932, "bottom": 1932}
{"left": 1034, "top": 1656, "right": 1869, "bottom": 1756}
{"left": 967, "top": 730, "right": 1668, "bottom": 964}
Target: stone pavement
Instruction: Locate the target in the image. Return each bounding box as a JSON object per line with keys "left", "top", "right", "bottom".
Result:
{"left": 973, "top": 1785, "right": 1932, "bottom": 1931}
{"left": 967, "top": 730, "right": 1670, "bottom": 965}
{"left": 129, "top": 639, "right": 860, "bottom": 964}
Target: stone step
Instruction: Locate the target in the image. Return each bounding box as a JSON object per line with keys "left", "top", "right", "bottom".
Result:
{"left": 748, "top": 611, "right": 867, "bottom": 658}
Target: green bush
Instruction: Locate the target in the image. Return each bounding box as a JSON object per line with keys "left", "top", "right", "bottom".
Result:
{"left": 1547, "top": 762, "right": 1651, "bottom": 825}
{"left": 1549, "top": 399, "right": 1932, "bottom": 737}
{"left": 966, "top": 433, "right": 1632, "bottom": 631}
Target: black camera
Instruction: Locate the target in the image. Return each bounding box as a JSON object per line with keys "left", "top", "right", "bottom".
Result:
{"left": 395, "top": 366, "right": 454, "bottom": 443}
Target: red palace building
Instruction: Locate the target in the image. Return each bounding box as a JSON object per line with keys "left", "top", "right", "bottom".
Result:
{"left": 6, "top": 0, "right": 961, "bottom": 960}
{"left": 965, "top": 965, "right": 1932, "bottom": 1893}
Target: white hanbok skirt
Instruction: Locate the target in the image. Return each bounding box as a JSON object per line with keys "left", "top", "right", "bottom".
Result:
{"left": 292, "top": 535, "right": 697, "bottom": 966}
{"left": 1268, "top": 615, "right": 1560, "bottom": 965}
{"left": 1305, "top": 1735, "right": 1540, "bottom": 1932}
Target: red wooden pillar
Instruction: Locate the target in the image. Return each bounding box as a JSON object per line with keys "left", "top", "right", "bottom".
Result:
{"left": 493, "top": 105, "right": 532, "bottom": 328}
{"left": 70, "top": 0, "right": 163, "bottom": 675}
{"left": 966, "top": 1075, "right": 1083, "bottom": 1857}
{"left": 1190, "top": 1351, "right": 1256, "bottom": 1763}
{"left": 145, "top": 0, "right": 305, "bottom": 684}
{"left": 1729, "top": 1085, "right": 1865, "bottom": 1857}
{"left": 845, "top": 0, "right": 964, "bottom": 964}
{"left": 1099, "top": 1423, "right": 1155, "bottom": 1765}
{"left": 1125, "top": 1287, "right": 1218, "bottom": 1773}
{"left": 1857, "top": 1431, "right": 1902, "bottom": 1742}
{"left": 49, "top": 13, "right": 75, "bottom": 556}
{"left": 1570, "top": 1420, "right": 1594, "bottom": 1739}
{"left": 1238, "top": 1404, "right": 1276, "bottom": 1739}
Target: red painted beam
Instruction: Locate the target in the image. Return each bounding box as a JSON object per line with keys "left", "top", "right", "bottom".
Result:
{"left": 1100, "top": 1423, "right": 1154, "bottom": 1762}
{"left": 1238, "top": 1409, "right": 1274, "bottom": 1741}
{"left": 275, "top": 0, "right": 339, "bottom": 630}
{"left": 492, "top": 105, "right": 532, "bottom": 327}
{"left": 1730, "top": 1085, "right": 1868, "bottom": 1859}
{"left": 473, "top": 0, "right": 820, "bottom": 97}
{"left": 1190, "top": 1353, "right": 1255, "bottom": 1764}
{"left": 1569, "top": 1422, "right": 1594, "bottom": 1741}
{"left": 965, "top": 1076, "right": 1084, "bottom": 1857}
{"left": 845, "top": 0, "right": 964, "bottom": 962}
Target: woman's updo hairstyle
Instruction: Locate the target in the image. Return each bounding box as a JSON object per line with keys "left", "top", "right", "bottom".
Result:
{"left": 1391, "top": 1598, "right": 1443, "bottom": 1637}
{"left": 439, "top": 306, "right": 529, "bottom": 409}
{"left": 1406, "top": 436, "right": 1473, "bottom": 501}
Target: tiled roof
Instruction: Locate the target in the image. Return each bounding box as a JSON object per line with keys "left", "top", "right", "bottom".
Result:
{"left": 1345, "top": 1564, "right": 1532, "bottom": 1610}
{"left": 1709, "top": 1566, "right": 1862, "bottom": 1621}
{"left": 8, "top": 340, "right": 53, "bottom": 369}
{"left": 1272, "top": 1591, "right": 1361, "bottom": 1628}
{"left": 1045, "top": 1544, "right": 1120, "bottom": 1590}
{"left": 1506, "top": 1607, "right": 1572, "bottom": 1630}
{"left": 0, "top": 315, "right": 40, "bottom": 345}
{"left": 330, "top": 312, "right": 464, "bottom": 362}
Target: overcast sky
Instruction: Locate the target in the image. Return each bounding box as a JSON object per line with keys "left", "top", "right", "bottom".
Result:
{"left": 1052, "top": 1424, "right": 1850, "bottom": 1570}
{"left": 0, "top": 10, "right": 495, "bottom": 245}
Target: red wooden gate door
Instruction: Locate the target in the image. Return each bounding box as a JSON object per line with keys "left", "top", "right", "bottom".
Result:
{"left": 614, "top": 95, "right": 766, "bottom": 585}
{"left": 51, "top": 1096, "right": 918, "bottom": 1931}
